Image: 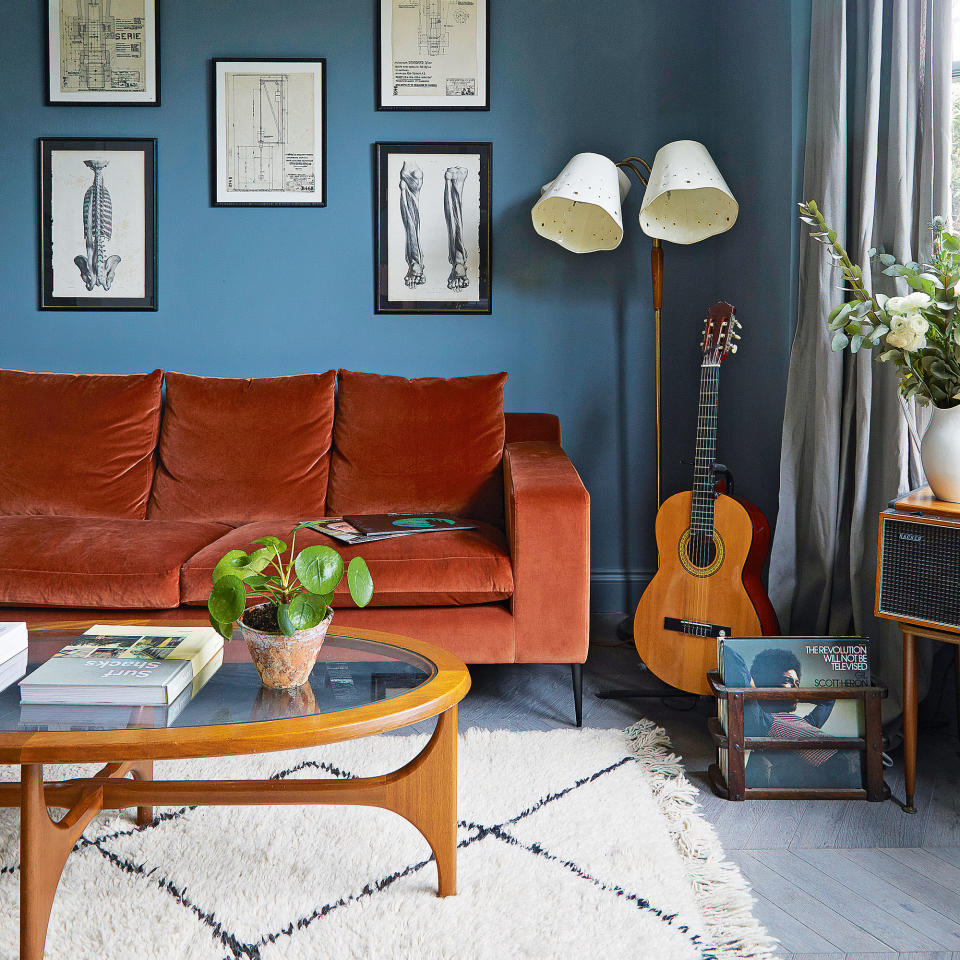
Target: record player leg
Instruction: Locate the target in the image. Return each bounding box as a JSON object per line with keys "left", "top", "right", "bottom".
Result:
{"left": 902, "top": 630, "right": 918, "bottom": 814}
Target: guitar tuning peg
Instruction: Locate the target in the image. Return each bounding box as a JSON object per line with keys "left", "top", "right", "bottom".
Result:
{"left": 730, "top": 344, "right": 738, "bottom": 353}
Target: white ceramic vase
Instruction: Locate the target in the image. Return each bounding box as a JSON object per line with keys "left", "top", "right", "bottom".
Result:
{"left": 921, "top": 404, "right": 960, "bottom": 503}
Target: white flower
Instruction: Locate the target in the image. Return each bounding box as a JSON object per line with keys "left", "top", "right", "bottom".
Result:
{"left": 885, "top": 322, "right": 926, "bottom": 352}
{"left": 886, "top": 292, "right": 932, "bottom": 314}
{"left": 903, "top": 311, "right": 928, "bottom": 335}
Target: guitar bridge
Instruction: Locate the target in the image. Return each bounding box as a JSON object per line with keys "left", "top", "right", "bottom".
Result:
{"left": 663, "top": 617, "right": 732, "bottom": 639}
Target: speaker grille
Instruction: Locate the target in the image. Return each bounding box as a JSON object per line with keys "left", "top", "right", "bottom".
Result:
{"left": 879, "top": 516, "right": 960, "bottom": 629}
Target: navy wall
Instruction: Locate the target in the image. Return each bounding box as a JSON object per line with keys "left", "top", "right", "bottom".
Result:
{"left": 0, "top": 0, "right": 808, "bottom": 611}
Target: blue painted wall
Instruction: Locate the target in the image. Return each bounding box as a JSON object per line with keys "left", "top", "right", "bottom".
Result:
{"left": 0, "top": 1, "right": 809, "bottom": 611}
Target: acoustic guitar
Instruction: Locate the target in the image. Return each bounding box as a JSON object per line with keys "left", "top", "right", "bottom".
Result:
{"left": 634, "top": 301, "right": 779, "bottom": 696}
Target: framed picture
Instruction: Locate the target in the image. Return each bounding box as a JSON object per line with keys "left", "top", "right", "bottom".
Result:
{"left": 213, "top": 59, "right": 326, "bottom": 207}
{"left": 47, "top": 0, "right": 160, "bottom": 105}
{"left": 375, "top": 142, "right": 491, "bottom": 314}
{"left": 39, "top": 138, "right": 157, "bottom": 311}
{"left": 377, "top": 0, "right": 489, "bottom": 110}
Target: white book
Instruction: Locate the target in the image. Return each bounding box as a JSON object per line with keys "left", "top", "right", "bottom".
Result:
{"left": 0, "top": 622, "right": 27, "bottom": 661}
{"left": 20, "top": 624, "right": 223, "bottom": 707}
{"left": 0, "top": 649, "right": 28, "bottom": 695}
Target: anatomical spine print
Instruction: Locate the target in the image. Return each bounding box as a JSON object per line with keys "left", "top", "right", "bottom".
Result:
{"left": 40, "top": 138, "right": 157, "bottom": 310}
{"left": 377, "top": 143, "right": 491, "bottom": 314}
{"left": 75, "top": 160, "right": 121, "bottom": 291}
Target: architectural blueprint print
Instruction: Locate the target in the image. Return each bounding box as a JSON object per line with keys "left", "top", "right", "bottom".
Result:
{"left": 57, "top": 0, "right": 146, "bottom": 93}
{"left": 382, "top": 0, "right": 485, "bottom": 105}
{"left": 218, "top": 64, "right": 323, "bottom": 204}
{"left": 386, "top": 152, "right": 481, "bottom": 303}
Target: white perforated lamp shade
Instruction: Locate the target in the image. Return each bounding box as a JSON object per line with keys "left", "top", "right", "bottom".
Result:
{"left": 530, "top": 152, "right": 632, "bottom": 254}
{"left": 638, "top": 140, "right": 737, "bottom": 244}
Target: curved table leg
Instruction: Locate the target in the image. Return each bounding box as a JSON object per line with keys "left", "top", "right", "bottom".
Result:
{"left": 903, "top": 630, "right": 918, "bottom": 814}
{"left": 383, "top": 705, "right": 458, "bottom": 896}
{"left": 20, "top": 764, "right": 103, "bottom": 960}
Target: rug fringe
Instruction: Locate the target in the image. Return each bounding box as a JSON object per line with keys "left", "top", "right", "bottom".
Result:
{"left": 624, "top": 719, "right": 780, "bottom": 960}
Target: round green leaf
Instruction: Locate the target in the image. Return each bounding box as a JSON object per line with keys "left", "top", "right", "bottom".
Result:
{"left": 287, "top": 593, "right": 327, "bottom": 631}
{"left": 294, "top": 545, "right": 344, "bottom": 594}
{"left": 347, "top": 556, "right": 374, "bottom": 608}
{"left": 276, "top": 603, "right": 296, "bottom": 637}
{"left": 252, "top": 536, "right": 287, "bottom": 554}
{"left": 208, "top": 610, "right": 234, "bottom": 641}
{"left": 212, "top": 550, "right": 249, "bottom": 584}
{"left": 208, "top": 575, "right": 246, "bottom": 624}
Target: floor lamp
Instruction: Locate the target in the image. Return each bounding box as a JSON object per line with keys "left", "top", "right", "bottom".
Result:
{"left": 530, "top": 140, "right": 738, "bottom": 508}
{"left": 531, "top": 140, "right": 737, "bottom": 659}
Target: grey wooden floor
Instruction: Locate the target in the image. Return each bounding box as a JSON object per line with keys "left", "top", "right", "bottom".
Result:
{"left": 449, "top": 614, "right": 960, "bottom": 960}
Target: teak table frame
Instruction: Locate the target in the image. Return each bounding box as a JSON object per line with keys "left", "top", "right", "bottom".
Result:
{"left": 0, "top": 627, "right": 470, "bottom": 960}
{"left": 707, "top": 671, "right": 890, "bottom": 802}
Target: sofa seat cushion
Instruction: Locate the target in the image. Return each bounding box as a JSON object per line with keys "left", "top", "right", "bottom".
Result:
{"left": 181, "top": 520, "right": 514, "bottom": 607}
{"left": 148, "top": 371, "right": 337, "bottom": 523}
{"left": 0, "top": 516, "right": 231, "bottom": 609}
{"left": 326, "top": 370, "right": 508, "bottom": 525}
{"left": 0, "top": 368, "right": 164, "bottom": 519}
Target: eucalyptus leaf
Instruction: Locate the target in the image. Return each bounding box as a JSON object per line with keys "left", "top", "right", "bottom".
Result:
{"left": 850, "top": 335, "right": 864, "bottom": 353}
{"left": 294, "top": 544, "right": 344, "bottom": 595}
{"left": 832, "top": 331, "right": 849, "bottom": 351}
{"left": 878, "top": 253, "right": 897, "bottom": 266}
{"left": 347, "top": 556, "right": 374, "bottom": 609}
{"left": 878, "top": 350, "right": 900, "bottom": 362}
{"left": 208, "top": 575, "right": 246, "bottom": 624}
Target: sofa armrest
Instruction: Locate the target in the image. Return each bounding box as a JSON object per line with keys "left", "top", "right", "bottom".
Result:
{"left": 503, "top": 441, "right": 590, "bottom": 663}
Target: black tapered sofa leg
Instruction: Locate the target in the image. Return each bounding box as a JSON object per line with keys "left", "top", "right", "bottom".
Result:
{"left": 570, "top": 663, "right": 583, "bottom": 727}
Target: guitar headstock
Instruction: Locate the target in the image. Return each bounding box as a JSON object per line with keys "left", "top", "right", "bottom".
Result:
{"left": 700, "top": 301, "right": 741, "bottom": 364}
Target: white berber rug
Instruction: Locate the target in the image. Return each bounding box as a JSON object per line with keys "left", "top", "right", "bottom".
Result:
{"left": 0, "top": 721, "right": 776, "bottom": 960}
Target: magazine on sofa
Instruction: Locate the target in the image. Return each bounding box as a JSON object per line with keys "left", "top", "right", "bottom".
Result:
{"left": 19, "top": 625, "right": 223, "bottom": 707}
{"left": 717, "top": 637, "right": 869, "bottom": 790}
{"left": 306, "top": 515, "right": 476, "bottom": 545}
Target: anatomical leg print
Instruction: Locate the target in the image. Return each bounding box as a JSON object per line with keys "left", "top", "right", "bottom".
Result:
{"left": 443, "top": 165, "right": 469, "bottom": 290}
{"left": 399, "top": 159, "right": 425, "bottom": 288}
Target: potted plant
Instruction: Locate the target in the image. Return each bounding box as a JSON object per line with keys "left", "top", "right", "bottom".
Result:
{"left": 207, "top": 523, "right": 373, "bottom": 688}
{"left": 800, "top": 201, "right": 960, "bottom": 501}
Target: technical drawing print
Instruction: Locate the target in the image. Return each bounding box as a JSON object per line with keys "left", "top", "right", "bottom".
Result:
{"left": 57, "top": 0, "right": 147, "bottom": 93}
{"left": 215, "top": 60, "right": 325, "bottom": 206}
{"left": 381, "top": 0, "right": 486, "bottom": 107}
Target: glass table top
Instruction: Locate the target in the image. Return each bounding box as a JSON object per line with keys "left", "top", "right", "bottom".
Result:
{"left": 0, "top": 632, "right": 437, "bottom": 734}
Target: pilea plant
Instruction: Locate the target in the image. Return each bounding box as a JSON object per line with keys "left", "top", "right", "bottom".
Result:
{"left": 207, "top": 522, "right": 373, "bottom": 640}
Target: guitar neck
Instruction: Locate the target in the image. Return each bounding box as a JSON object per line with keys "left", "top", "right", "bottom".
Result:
{"left": 691, "top": 360, "right": 720, "bottom": 535}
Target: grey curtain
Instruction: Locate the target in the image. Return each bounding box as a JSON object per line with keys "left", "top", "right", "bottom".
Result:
{"left": 769, "top": 0, "right": 951, "bottom": 717}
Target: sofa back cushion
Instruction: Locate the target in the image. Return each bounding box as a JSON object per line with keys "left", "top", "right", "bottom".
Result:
{"left": 0, "top": 368, "right": 163, "bottom": 519}
{"left": 326, "top": 370, "right": 508, "bottom": 524}
{"left": 147, "top": 371, "right": 337, "bottom": 522}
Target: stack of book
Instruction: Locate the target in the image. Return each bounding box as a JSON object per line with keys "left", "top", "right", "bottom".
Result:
{"left": 19, "top": 624, "right": 223, "bottom": 729}
{"left": 0, "top": 622, "right": 28, "bottom": 694}
{"left": 716, "top": 636, "right": 870, "bottom": 790}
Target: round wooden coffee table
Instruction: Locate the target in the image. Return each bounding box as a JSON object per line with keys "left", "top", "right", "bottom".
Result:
{"left": 0, "top": 623, "right": 471, "bottom": 960}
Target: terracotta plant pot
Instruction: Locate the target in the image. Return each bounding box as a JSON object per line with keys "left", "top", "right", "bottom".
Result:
{"left": 238, "top": 603, "right": 333, "bottom": 689}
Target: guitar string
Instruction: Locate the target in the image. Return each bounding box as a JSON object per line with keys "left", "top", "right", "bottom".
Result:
{"left": 693, "top": 345, "right": 721, "bottom": 636}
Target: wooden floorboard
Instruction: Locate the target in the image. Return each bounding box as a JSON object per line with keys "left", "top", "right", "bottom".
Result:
{"left": 456, "top": 616, "right": 960, "bottom": 960}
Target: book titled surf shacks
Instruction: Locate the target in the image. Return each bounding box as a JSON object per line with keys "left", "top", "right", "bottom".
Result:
{"left": 717, "top": 637, "right": 870, "bottom": 790}
{"left": 19, "top": 625, "right": 223, "bottom": 707}
{"left": 0, "top": 621, "right": 28, "bottom": 695}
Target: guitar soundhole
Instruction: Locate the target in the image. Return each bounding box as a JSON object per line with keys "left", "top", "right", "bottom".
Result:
{"left": 685, "top": 533, "right": 718, "bottom": 569}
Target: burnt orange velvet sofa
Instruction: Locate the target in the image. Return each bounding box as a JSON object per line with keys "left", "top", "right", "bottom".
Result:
{"left": 0, "top": 368, "right": 591, "bottom": 721}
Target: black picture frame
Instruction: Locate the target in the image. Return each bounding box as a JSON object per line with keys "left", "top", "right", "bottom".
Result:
{"left": 39, "top": 138, "right": 158, "bottom": 311}
{"left": 376, "top": 0, "right": 490, "bottom": 111}
{"left": 46, "top": 0, "right": 160, "bottom": 106}
{"left": 212, "top": 58, "right": 327, "bottom": 208}
{"left": 375, "top": 142, "right": 492, "bottom": 315}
